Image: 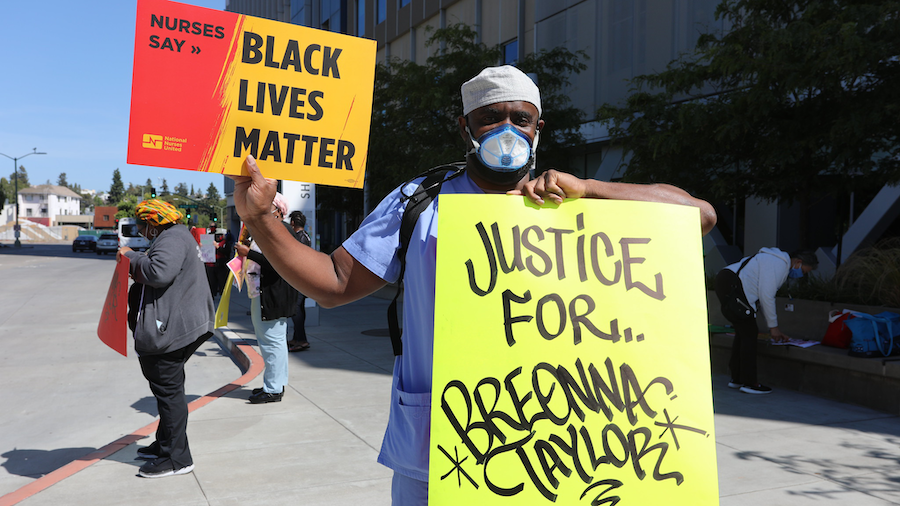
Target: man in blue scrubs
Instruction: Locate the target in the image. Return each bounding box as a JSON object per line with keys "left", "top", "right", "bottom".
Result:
{"left": 230, "top": 65, "right": 717, "bottom": 505}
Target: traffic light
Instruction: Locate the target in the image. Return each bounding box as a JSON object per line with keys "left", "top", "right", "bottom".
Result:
{"left": 211, "top": 212, "right": 218, "bottom": 222}
{"left": 186, "top": 212, "right": 192, "bottom": 220}
{"left": 150, "top": 187, "right": 157, "bottom": 198}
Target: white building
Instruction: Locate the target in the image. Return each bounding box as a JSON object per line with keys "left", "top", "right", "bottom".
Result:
{"left": 2, "top": 184, "right": 83, "bottom": 226}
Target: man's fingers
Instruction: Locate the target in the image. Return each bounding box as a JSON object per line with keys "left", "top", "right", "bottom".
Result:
{"left": 522, "top": 179, "right": 545, "bottom": 205}
{"left": 244, "top": 154, "right": 264, "bottom": 182}
{"left": 538, "top": 172, "right": 566, "bottom": 203}
{"left": 246, "top": 154, "right": 278, "bottom": 192}
{"left": 226, "top": 174, "right": 250, "bottom": 184}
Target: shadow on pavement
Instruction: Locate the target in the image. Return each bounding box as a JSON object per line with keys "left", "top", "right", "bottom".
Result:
{"left": 1, "top": 447, "right": 96, "bottom": 478}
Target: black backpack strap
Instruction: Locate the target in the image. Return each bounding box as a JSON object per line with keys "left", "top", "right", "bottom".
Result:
{"left": 736, "top": 254, "right": 756, "bottom": 275}
{"left": 387, "top": 164, "right": 465, "bottom": 356}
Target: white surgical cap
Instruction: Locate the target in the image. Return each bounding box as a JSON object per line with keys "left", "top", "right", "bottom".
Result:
{"left": 461, "top": 65, "right": 542, "bottom": 118}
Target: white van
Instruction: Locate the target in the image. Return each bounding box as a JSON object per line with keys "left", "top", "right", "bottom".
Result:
{"left": 118, "top": 217, "right": 151, "bottom": 251}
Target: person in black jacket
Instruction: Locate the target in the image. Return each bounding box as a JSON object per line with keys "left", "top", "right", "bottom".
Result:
{"left": 235, "top": 193, "right": 298, "bottom": 404}
{"left": 287, "top": 210, "right": 312, "bottom": 352}
{"left": 119, "top": 199, "right": 214, "bottom": 477}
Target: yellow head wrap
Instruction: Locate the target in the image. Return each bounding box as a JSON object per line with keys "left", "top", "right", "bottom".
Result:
{"left": 135, "top": 199, "right": 183, "bottom": 226}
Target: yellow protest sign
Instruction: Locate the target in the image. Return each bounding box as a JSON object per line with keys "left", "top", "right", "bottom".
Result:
{"left": 128, "top": 0, "right": 375, "bottom": 187}
{"left": 214, "top": 270, "right": 234, "bottom": 328}
{"left": 430, "top": 195, "right": 718, "bottom": 505}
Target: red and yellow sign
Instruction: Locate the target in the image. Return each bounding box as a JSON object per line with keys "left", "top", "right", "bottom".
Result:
{"left": 127, "top": 0, "right": 376, "bottom": 188}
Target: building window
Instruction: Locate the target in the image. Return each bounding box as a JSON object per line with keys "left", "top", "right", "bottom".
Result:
{"left": 103, "top": 215, "right": 109, "bottom": 221}
{"left": 26, "top": 209, "right": 32, "bottom": 217}
{"left": 357, "top": 0, "right": 365, "bottom": 35}
{"left": 377, "top": 0, "right": 386, "bottom": 23}
{"left": 609, "top": 0, "right": 634, "bottom": 72}
{"left": 320, "top": 0, "right": 342, "bottom": 32}
{"left": 502, "top": 39, "right": 518, "bottom": 65}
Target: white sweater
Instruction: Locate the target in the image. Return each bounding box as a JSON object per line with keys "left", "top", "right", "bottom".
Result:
{"left": 725, "top": 247, "right": 790, "bottom": 329}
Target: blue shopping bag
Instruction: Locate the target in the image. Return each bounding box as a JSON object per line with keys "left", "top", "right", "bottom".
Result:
{"left": 846, "top": 312, "right": 900, "bottom": 358}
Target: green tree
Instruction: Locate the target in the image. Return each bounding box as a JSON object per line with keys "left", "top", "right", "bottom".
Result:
{"left": 599, "top": 0, "right": 900, "bottom": 246}
{"left": 0, "top": 177, "right": 8, "bottom": 209}
{"left": 78, "top": 191, "right": 92, "bottom": 213}
{"left": 10, "top": 165, "right": 30, "bottom": 189}
{"left": 174, "top": 182, "right": 188, "bottom": 196}
{"left": 109, "top": 169, "right": 125, "bottom": 204}
{"left": 116, "top": 194, "right": 139, "bottom": 219}
{"left": 57, "top": 173, "right": 68, "bottom": 188}
{"left": 161, "top": 178, "right": 169, "bottom": 196}
{"left": 205, "top": 182, "right": 221, "bottom": 204}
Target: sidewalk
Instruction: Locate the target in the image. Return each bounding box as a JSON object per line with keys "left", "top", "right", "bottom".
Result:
{"left": 4, "top": 288, "right": 900, "bottom": 505}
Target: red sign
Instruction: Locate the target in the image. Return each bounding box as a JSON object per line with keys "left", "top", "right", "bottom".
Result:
{"left": 97, "top": 256, "right": 131, "bottom": 357}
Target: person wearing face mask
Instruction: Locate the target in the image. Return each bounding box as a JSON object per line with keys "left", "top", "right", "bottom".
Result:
{"left": 715, "top": 248, "right": 819, "bottom": 395}
{"left": 227, "top": 65, "right": 717, "bottom": 504}
{"left": 118, "top": 199, "right": 214, "bottom": 478}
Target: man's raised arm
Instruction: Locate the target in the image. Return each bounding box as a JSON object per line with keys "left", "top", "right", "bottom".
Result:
{"left": 514, "top": 169, "right": 718, "bottom": 236}
{"left": 228, "top": 155, "right": 386, "bottom": 307}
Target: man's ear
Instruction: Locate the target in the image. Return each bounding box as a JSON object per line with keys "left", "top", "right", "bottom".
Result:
{"left": 458, "top": 115, "right": 469, "bottom": 142}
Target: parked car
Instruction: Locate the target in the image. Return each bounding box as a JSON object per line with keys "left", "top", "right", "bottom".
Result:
{"left": 72, "top": 235, "right": 98, "bottom": 252}
{"left": 118, "top": 217, "right": 150, "bottom": 251}
{"left": 95, "top": 233, "right": 119, "bottom": 255}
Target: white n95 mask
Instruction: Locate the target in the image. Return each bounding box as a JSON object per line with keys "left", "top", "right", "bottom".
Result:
{"left": 468, "top": 125, "right": 535, "bottom": 171}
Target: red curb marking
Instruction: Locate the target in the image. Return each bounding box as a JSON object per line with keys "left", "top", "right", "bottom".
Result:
{"left": 0, "top": 340, "right": 262, "bottom": 506}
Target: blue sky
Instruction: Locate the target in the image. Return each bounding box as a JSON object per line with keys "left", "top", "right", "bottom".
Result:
{"left": 1, "top": 0, "right": 227, "bottom": 196}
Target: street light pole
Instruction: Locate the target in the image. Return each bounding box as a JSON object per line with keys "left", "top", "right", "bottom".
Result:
{"left": 0, "top": 148, "right": 47, "bottom": 247}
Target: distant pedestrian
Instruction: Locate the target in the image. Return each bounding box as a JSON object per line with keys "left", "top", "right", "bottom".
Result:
{"left": 235, "top": 192, "right": 298, "bottom": 403}
{"left": 214, "top": 229, "right": 235, "bottom": 296}
{"left": 715, "top": 248, "right": 818, "bottom": 394}
{"left": 119, "top": 199, "right": 214, "bottom": 478}
{"left": 287, "top": 210, "right": 311, "bottom": 352}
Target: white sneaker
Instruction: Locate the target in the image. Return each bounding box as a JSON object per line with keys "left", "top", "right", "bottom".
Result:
{"left": 740, "top": 384, "right": 773, "bottom": 395}
{"left": 139, "top": 458, "right": 194, "bottom": 478}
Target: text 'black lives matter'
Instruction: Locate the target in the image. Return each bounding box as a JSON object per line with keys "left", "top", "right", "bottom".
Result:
{"left": 234, "top": 31, "right": 356, "bottom": 169}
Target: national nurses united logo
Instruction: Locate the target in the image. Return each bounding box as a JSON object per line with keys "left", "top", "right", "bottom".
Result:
{"left": 142, "top": 134, "right": 164, "bottom": 149}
